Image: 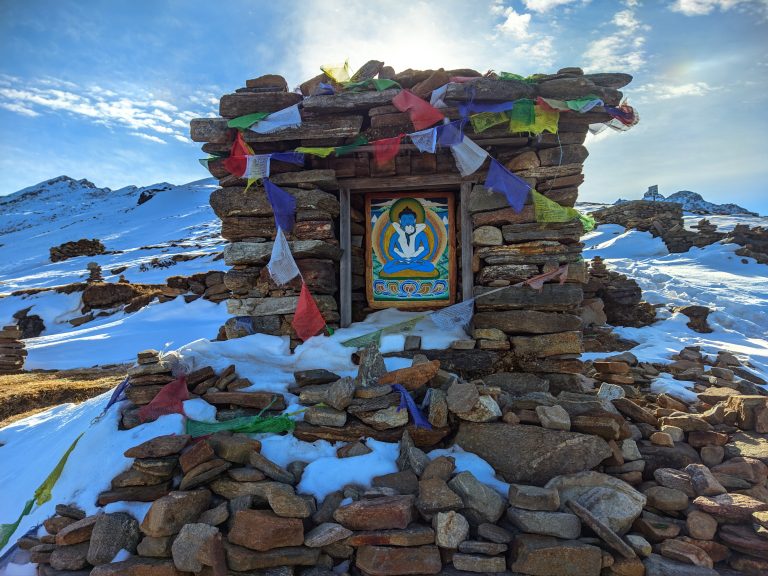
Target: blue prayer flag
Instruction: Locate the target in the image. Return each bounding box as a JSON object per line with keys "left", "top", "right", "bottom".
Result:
{"left": 264, "top": 178, "right": 297, "bottom": 232}
{"left": 392, "top": 384, "right": 432, "bottom": 429}
{"left": 436, "top": 120, "right": 465, "bottom": 147}
{"left": 485, "top": 159, "right": 531, "bottom": 213}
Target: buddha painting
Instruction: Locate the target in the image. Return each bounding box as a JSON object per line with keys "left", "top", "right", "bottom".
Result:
{"left": 366, "top": 193, "right": 455, "bottom": 309}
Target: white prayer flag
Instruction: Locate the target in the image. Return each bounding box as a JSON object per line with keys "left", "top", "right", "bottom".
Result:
{"left": 409, "top": 127, "right": 438, "bottom": 153}
{"left": 267, "top": 228, "right": 301, "bottom": 286}
{"left": 429, "top": 298, "right": 475, "bottom": 331}
{"left": 244, "top": 154, "right": 271, "bottom": 179}
{"left": 252, "top": 104, "right": 302, "bottom": 134}
{"left": 450, "top": 135, "right": 489, "bottom": 176}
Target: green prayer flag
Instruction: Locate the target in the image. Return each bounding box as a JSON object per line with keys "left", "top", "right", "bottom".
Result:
{"left": 186, "top": 414, "right": 296, "bottom": 437}
{"left": 532, "top": 190, "right": 594, "bottom": 232}
{"left": 341, "top": 329, "right": 383, "bottom": 348}
{"left": 334, "top": 135, "right": 368, "bottom": 156}
{"left": 508, "top": 99, "right": 535, "bottom": 133}
{"left": 342, "top": 79, "right": 401, "bottom": 92}
{"left": 227, "top": 112, "right": 270, "bottom": 130}
{"left": 35, "top": 433, "right": 83, "bottom": 506}
{"left": 0, "top": 498, "right": 34, "bottom": 550}
{"left": 498, "top": 72, "right": 543, "bottom": 84}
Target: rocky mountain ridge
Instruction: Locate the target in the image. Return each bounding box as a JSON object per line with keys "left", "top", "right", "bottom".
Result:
{"left": 615, "top": 188, "right": 759, "bottom": 217}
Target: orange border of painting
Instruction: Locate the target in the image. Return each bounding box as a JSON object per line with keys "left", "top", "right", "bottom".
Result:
{"left": 365, "top": 191, "right": 456, "bottom": 310}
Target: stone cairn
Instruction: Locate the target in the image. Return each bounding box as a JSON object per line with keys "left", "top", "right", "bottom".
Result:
{"left": 17, "top": 342, "right": 768, "bottom": 576}
{"left": 190, "top": 63, "right": 633, "bottom": 360}
{"left": 0, "top": 324, "right": 25, "bottom": 373}
{"left": 725, "top": 225, "right": 768, "bottom": 265}
{"left": 86, "top": 262, "right": 103, "bottom": 283}
{"left": 49, "top": 239, "right": 106, "bottom": 263}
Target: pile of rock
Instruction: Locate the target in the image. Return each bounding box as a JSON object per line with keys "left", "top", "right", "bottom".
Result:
{"left": 86, "top": 262, "right": 103, "bottom": 283}
{"left": 49, "top": 239, "right": 106, "bottom": 262}
{"left": 12, "top": 306, "right": 45, "bottom": 338}
{"left": 726, "top": 224, "right": 768, "bottom": 265}
{"left": 18, "top": 336, "right": 768, "bottom": 575}
{"left": 690, "top": 220, "right": 726, "bottom": 248}
{"left": 166, "top": 271, "right": 232, "bottom": 305}
{"left": 583, "top": 257, "right": 656, "bottom": 328}
{"left": 0, "top": 324, "right": 25, "bottom": 373}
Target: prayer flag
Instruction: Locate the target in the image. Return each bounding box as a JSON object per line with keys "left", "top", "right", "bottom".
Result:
{"left": 267, "top": 228, "right": 301, "bottom": 286}
{"left": 251, "top": 104, "right": 302, "bottom": 134}
{"left": 531, "top": 105, "right": 559, "bottom": 135}
{"left": 292, "top": 282, "right": 326, "bottom": 341}
{"left": 270, "top": 151, "right": 305, "bottom": 166}
{"left": 531, "top": 190, "right": 594, "bottom": 231}
{"left": 104, "top": 377, "right": 130, "bottom": 412}
{"left": 508, "top": 99, "right": 536, "bottom": 133}
{"left": 392, "top": 384, "right": 432, "bottom": 429}
{"left": 139, "top": 376, "right": 188, "bottom": 423}
{"left": 294, "top": 146, "right": 335, "bottom": 158}
{"left": 409, "top": 127, "right": 438, "bottom": 153}
{"left": 567, "top": 97, "right": 604, "bottom": 113}
{"left": 341, "top": 329, "right": 383, "bottom": 349}
{"left": 227, "top": 112, "right": 270, "bottom": 130}
{"left": 335, "top": 135, "right": 368, "bottom": 156}
{"left": 222, "top": 131, "right": 253, "bottom": 177}
{"left": 320, "top": 61, "right": 351, "bottom": 83}
{"left": 524, "top": 264, "right": 569, "bottom": 291}
{"left": 313, "top": 82, "right": 335, "bottom": 95}
{"left": 263, "top": 178, "right": 296, "bottom": 232}
{"left": 187, "top": 412, "right": 295, "bottom": 437}
{"left": 430, "top": 84, "right": 449, "bottom": 109}
{"left": 344, "top": 79, "right": 401, "bottom": 92}
{"left": 485, "top": 159, "right": 530, "bottom": 213}
{"left": 450, "top": 135, "right": 489, "bottom": 176}
{"left": 536, "top": 97, "right": 570, "bottom": 112}
{"left": 244, "top": 154, "right": 271, "bottom": 180}
{"left": 436, "top": 119, "right": 465, "bottom": 147}
{"left": 392, "top": 89, "right": 445, "bottom": 131}
{"left": 459, "top": 100, "right": 514, "bottom": 118}
{"left": 429, "top": 299, "right": 474, "bottom": 331}
{"left": 373, "top": 134, "right": 404, "bottom": 167}
{"left": 469, "top": 111, "right": 509, "bottom": 133}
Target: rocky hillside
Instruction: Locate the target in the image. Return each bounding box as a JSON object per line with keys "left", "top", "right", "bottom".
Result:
{"left": 631, "top": 189, "right": 759, "bottom": 216}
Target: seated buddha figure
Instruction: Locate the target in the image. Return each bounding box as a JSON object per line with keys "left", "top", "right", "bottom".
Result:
{"left": 381, "top": 207, "right": 436, "bottom": 275}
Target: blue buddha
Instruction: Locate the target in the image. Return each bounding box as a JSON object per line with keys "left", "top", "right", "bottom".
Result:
{"left": 382, "top": 207, "right": 436, "bottom": 275}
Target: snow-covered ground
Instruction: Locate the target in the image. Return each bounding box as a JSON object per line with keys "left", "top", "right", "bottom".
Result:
{"left": 583, "top": 223, "right": 768, "bottom": 379}
{"left": 0, "top": 176, "right": 229, "bottom": 367}
{"left": 1, "top": 181, "right": 767, "bottom": 568}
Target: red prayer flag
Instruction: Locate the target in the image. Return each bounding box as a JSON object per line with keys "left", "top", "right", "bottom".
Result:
{"left": 222, "top": 132, "right": 253, "bottom": 177}
{"left": 392, "top": 89, "right": 445, "bottom": 130}
{"left": 138, "top": 375, "right": 189, "bottom": 423}
{"left": 292, "top": 282, "right": 326, "bottom": 341}
{"left": 372, "top": 134, "right": 404, "bottom": 167}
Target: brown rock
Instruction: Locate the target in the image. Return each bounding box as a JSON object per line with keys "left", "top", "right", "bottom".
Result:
{"left": 685, "top": 510, "right": 717, "bottom": 540}
{"left": 179, "top": 440, "right": 215, "bottom": 474}
{"left": 54, "top": 515, "right": 98, "bottom": 545}
{"left": 355, "top": 545, "right": 442, "bottom": 575}
{"left": 49, "top": 542, "right": 90, "bottom": 571}
{"left": 124, "top": 434, "right": 190, "bottom": 459}
{"left": 510, "top": 534, "right": 603, "bottom": 576}
{"left": 228, "top": 509, "right": 304, "bottom": 551}
{"left": 659, "top": 539, "right": 713, "bottom": 569}
{"left": 334, "top": 495, "right": 415, "bottom": 530}
{"left": 693, "top": 492, "right": 768, "bottom": 523}
{"left": 140, "top": 489, "right": 211, "bottom": 537}
{"left": 344, "top": 525, "right": 436, "bottom": 547}
{"left": 223, "top": 542, "right": 319, "bottom": 571}
{"left": 379, "top": 360, "right": 440, "bottom": 391}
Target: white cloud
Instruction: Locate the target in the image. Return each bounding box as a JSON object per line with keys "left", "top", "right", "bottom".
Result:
{"left": 0, "top": 77, "right": 212, "bottom": 144}
{"left": 523, "top": 0, "right": 581, "bottom": 12}
{"left": 633, "top": 81, "right": 718, "bottom": 101}
{"left": 0, "top": 102, "right": 40, "bottom": 117}
{"left": 583, "top": 1, "right": 649, "bottom": 72}
{"left": 670, "top": 0, "right": 767, "bottom": 16}
{"left": 498, "top": 8, "right": 532, "bottom": 38}
{"left": 130, "top": 132, "right": 166, "bottom": 144}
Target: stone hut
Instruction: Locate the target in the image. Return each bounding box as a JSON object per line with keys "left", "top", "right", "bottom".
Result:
{"left": 190, "top": 62, "right": 636, "bottom": 382}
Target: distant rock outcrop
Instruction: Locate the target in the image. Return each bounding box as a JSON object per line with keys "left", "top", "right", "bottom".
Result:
{"left": 636, "top": 186, "right": 758, "bottom": 216}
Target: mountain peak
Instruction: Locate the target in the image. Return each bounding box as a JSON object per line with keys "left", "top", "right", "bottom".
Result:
{"left": 638, "top": 186, "right": 758, "bottom": 216}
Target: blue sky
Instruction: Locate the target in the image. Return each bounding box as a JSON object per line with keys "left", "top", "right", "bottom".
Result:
{"left": 1, "top": 0, "right": 767, "bottom": 213}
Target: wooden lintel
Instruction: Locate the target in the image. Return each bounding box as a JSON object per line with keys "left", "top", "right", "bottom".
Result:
{"left": 340, "top": 174, "right": 479, "bottom": 192}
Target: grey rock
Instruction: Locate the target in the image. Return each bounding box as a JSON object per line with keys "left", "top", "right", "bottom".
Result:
{"left": 448, "top": 471, "right": 506, "bottom": 524}
{"left": 644, "top": 553, "right": 718, "bottom": 576}
{"left": 356, "top": 343, "right": 387, "bottom": 387}
{"left": 304, "top": 522, "right": 352, "bottom": 548}
{"left": 454, "top": 422, "right": 612, "bottom": 485}
{"left": 507, "top": 507, "right": 581, "bottom": 539}
{"left": 324, "top": 377, "right": 355, "bottom": 411}
{"left": 508, "top": 484, "right": 560, "bottom": 511}
{"left": 171, "top": 523, "right": 218, "bottom": 572}
{"left": 433, "top": 511, "right": 469, "bottom": 549}
{"left": 87, "top": 512, "right": 140, "bottom": 565}
{"left": 447, "top": 381, "right": 479, "bottom": 414}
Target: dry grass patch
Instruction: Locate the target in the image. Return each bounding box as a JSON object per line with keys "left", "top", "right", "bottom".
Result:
{"left": 0, "top": 366, "right": 128, "bottom": 428}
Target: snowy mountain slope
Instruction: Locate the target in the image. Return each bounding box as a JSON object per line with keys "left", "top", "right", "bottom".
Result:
{"left": 583, "top": 224, "right": 768, "bottom": 381}
{"left": 0, "top": 175, "right": 229, "bottom": 367}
